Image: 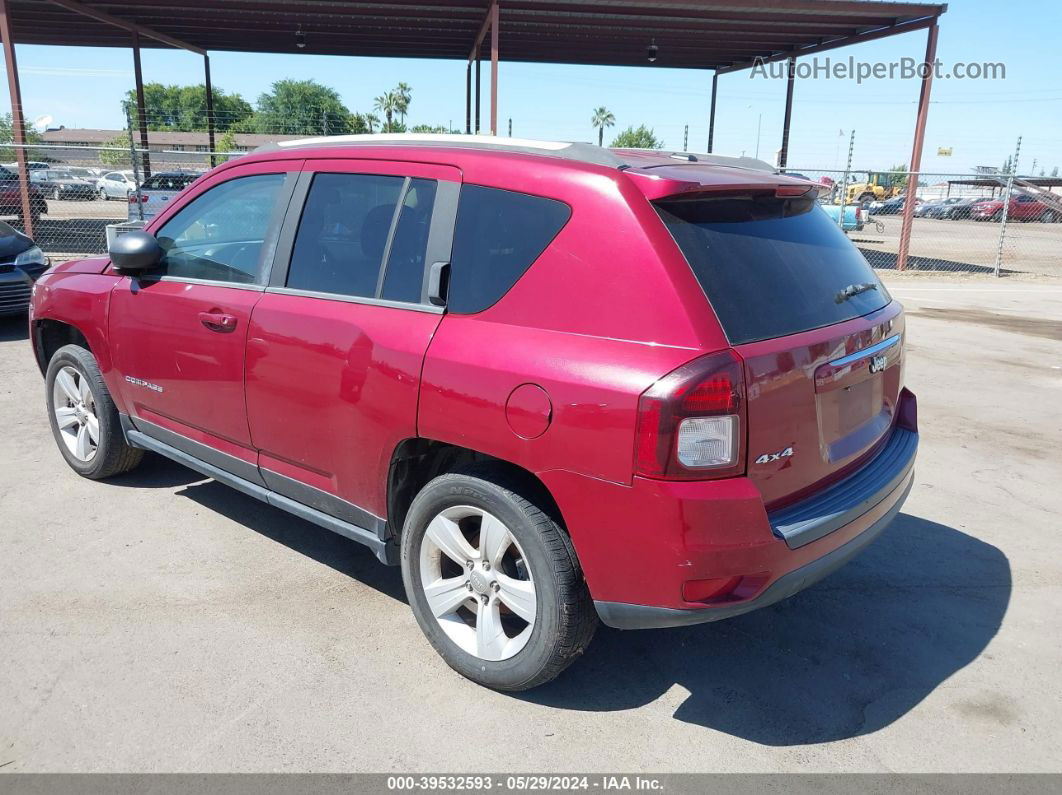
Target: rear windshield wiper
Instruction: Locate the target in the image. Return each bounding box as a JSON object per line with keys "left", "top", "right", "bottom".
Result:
{"left": 835, "top": 282, "right": 878, "bottom": 303}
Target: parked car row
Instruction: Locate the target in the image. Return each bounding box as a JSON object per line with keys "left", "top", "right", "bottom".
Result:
{"left": 866, "top": 193, "right": 1059, "bottom": 222}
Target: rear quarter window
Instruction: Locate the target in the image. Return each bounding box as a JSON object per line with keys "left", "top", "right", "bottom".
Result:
{"left": 447, "top": 185, "right": 570, "bottom": 314}
{"left": 656, "top": 193, "right": 891, "bottom": 344}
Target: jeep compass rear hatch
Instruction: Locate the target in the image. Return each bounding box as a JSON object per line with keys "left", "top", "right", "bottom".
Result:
{"left": 656, "top": 189, "right": 904, "bottom": 509}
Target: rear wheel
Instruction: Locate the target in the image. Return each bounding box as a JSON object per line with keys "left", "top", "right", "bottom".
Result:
{"left": 46, "top": 344, "right": 143, "bottom": 479}
{"left": 401, "top": 464, "right": 597, "bottom": 691}
{"left": 52, "top": 187, "right": 61, "bottom": 201}
{"left": 1041, "top": 210, "right": 1056, "bottom": 223}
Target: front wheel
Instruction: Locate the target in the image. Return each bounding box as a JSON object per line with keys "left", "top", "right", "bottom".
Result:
{"left": 401, "top": 464, "right": 597, "bottom": 691}
{"left": 46, "top": 344, "right": 143, "bottom": 479}
{"left": 98, "top": 187, "right": 108, "bottom": 200}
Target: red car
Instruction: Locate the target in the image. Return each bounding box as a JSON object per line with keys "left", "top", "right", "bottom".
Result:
{"left": 0, "top": 167, "right": 48, "bottom": 226}
{"left": 970, "top": 193, "right": 1058, "bottom": 222}
{"left": 28, "top": 137, "right": 917, "bottom": 690}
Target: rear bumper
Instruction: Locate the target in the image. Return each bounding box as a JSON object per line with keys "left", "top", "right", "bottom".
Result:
{"left": 595, "top": 466, "right": 913, "bottom": 629}
{"left": 546, "top": 418, "right": 918, "bottom": 630}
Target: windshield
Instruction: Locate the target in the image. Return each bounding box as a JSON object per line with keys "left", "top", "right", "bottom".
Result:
{"left": 656, "top": 192, "right": 891, "bottom": 345}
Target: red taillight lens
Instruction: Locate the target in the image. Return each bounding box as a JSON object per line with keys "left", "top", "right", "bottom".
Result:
{"left": 634, "top": 349, "right": 746, "bottom": 480}
{"left": 128, "top": 194, "right": 147, "bottom": 203}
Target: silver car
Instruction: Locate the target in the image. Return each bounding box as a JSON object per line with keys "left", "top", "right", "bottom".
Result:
{"left": 126, "top": 172, "right": 200, "bottom": 221}
{"left": 96, "top": 170, "right": 137, "bottom": 200}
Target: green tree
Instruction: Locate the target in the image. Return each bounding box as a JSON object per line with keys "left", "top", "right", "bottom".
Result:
{"left": 887, "top": 163, "right": 909, "bottom": 190}
{"left": 396, "top": 82, "right": 413, "bottom": 125}
{"left": 98, "top": 135, "right": 132, "bottom": 166}
{"left": 591, "top": 107, "right": 615, "bottom": 147}
{"left": 0, "top": 113, "right": 43, "bottom": 161}
{"left": 610, "top": 124, "right": 662, "bottom": 149}
{"left": 373, "top": 91, "right": 400, "bottom": 132}
{"left": 215, "top": 130, "right": 239, "bottom": 163}
{"left": 409, "top": 124, "right": 450, "bottom": 134}
{"left": 122, "top": 83, "right": 253, "bottom": 132}
{"left": 364, "top": 113, "right": 381, "bottom": 134}
{"left": 254, "top": 79, "right": 352, "bottom": 136}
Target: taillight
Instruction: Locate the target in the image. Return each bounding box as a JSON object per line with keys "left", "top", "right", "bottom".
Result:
{"left": 634, "top": 349, "right": 746, "bottom": 480}
{"left": 128, "top": 194, "right": 147, "bottom": 203}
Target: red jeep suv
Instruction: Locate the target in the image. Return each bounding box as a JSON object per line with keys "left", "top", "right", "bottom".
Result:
{"left": 29, "top": 136, "right": 917, "bottom": 690}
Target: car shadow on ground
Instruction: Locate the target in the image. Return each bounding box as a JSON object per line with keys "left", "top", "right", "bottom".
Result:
{"left": 108, "top": 456, "right": 1010, "bottom": 745}
{"left": 120, "top": 455, "right": 407, "bottom": 602}
{"left": 523, "top": 513, "right": 1010, "bottom": 746}
{"left": 0, "top": 314, "right": 29, "bottom": 342}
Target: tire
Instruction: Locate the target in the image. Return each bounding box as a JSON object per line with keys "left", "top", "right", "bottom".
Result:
{"left": 45, "top": 344, "right": 143, "bottom": 479}
{"left": 98, "top": 187, "right": 108, "bottom": 200}
{"left": 401, "top": 463, "right": 597, "bottom": 691}
{"left": 1041, "top": 211, "right": 1056, "bottom": 223}
{"left": 52, "top": 188, "right": 61, "bottom": 201}
{"left": 857, "top": 192, "right": 875, "bottom": 207}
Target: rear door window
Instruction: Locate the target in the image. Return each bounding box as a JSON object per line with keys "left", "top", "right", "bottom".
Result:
{"left": 286, "top": 173, "right": 438, "bottom": 303}
{"left": 447, "top": 185, "right": 570, "bottom": 314}
{"left": 656, "top": 193, "right": 891, "bottom": 344}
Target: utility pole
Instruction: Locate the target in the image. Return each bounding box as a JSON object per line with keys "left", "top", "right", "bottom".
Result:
{"left": 508, "top": 118, "right": 512, "bottom": 137}
{"left": 995, "top": 135, "right": 1021, "bottom": 277}
{"left": 683, "top": 124, "right": 688, "bottom": 151}
{"left": 836, "top": 129, "right": 855, "bottom": 230}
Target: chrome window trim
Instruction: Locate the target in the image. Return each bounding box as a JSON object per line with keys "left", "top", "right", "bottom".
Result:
{"left": 137, "top": 275, "right": 266, "bottom": 292}
{"left": 265, "top": 285, "right": 444, "bottom": 314}
{"left": 828, "top": 334, "right": 900, "bottom": 367}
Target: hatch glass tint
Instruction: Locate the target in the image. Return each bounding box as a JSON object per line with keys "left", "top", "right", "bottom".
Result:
{"left": 655, "top": 193, "right": 891, "bottom": 344}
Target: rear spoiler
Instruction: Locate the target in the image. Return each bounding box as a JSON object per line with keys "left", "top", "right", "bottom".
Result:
{"left": 625, "top": 167, "right": 826, "bottom": 202}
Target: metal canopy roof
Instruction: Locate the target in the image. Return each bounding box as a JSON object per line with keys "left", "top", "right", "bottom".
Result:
{"left": 8, "top": 1, "right": 946, "bottom": 71}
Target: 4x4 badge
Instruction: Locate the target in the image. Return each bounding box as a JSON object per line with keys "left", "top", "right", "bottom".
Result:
{"left": 754, "top": 447, "right": 793, "bottom": 465}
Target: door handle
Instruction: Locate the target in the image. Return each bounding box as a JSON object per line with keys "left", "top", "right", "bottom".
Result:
{"left": 199, "top": 311, "right": 237, "bottom": 333}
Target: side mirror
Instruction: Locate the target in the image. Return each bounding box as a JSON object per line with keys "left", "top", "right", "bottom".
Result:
{"left": 109, "top": 230, "right": 161, "bottom": 275}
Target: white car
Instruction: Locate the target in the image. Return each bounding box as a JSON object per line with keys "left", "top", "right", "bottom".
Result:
{"left": 127, "top": 172, "right": 200, "bottom": 221}
{"left": 96, "top": 170, "right": 137, "bottom": 200}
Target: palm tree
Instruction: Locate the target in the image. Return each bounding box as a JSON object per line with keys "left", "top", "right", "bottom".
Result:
{"left": 374, "top": 92, "right": 399, "bottom": 132}
{"left": 365, "top": 113, "right": 380, "bottom": 134}
{"left": 591, "top": 107, "right": 616, "bottom": 146}
{"left": 396, "top": 82, "right": 413, "bottom": 125}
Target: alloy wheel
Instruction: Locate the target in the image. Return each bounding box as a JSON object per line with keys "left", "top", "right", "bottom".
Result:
{"left": 418, "top": 505, "right": 537, "bottom": 661}
{"left": 52, "top": 366, "right": 99, "bottom": 462}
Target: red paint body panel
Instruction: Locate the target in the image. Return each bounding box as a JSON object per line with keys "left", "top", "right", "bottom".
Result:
{"left": 738, "top": 303, "right": 905, "bottom": 509}
{"left": 542, "top": 465, "right": 907, "bottom": 610}
{"left": 29, "top": 270, "right": 123, "bottom": 406}
{"left": 108, "top": 278, "right": 261, "bottom": 447}
{"left": 245, "top": 293, "right": 441, "bottom": 517}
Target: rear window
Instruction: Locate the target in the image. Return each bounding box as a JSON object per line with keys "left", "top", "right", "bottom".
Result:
{"left": 143, "top": 174, "right": 198, "bottom": 191}
{"left": 656, "top": 193, "right": 891, "bottom": 345}
{"left": 448, "top": 185, "right": 570, "bottom": 314}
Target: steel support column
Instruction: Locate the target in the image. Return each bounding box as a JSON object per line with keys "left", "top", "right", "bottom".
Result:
{"left": 204, "top": 54, "right": 216, "bottom": 167}
{"left": 465, "top": 61, "right": 472, "bottom": 134}
{"left": 896, "top": 22, "right": 939, "bottom": 272}
{"left": 474, "top": 57, "right": 481, "bottom": 134}
{"left": 131, "top": 30, "right": 151, "bottom": 178}
{"left": 0, "top": 0, "right": 33, "bottom": 237}
{"left": 778, "top": 57, "right": 795, "bottom": 169}
{"left": 489, "top": 0, "right": 499, "bottom": 135}
{"left": 707, "top": 71, "right": 718, "bottom": 153}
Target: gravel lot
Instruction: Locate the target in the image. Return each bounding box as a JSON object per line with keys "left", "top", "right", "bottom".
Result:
{"left": 1, "top": 276, "right": 1060, "bottom": 772}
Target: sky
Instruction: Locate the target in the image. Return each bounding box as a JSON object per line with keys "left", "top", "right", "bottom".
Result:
{"left": 2, "top": 0, "right": 1060, "bottom": 176}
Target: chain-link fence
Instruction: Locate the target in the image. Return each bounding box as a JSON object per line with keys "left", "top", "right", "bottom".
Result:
{"left": 2, "top": 139, "right": 1060, "bottom": 278}
{"left": 786, "top": 167, "right": 1062, "bottom": 277}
